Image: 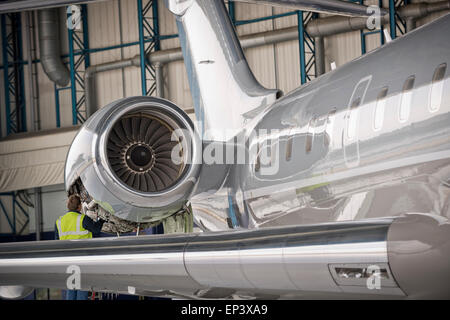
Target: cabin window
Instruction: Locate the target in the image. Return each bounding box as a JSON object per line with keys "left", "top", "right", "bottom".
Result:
{"left": 286, "top": 135, "right": 293, "bottom": 161}
{"left": 429, "top": 63, "right": 447, "bottom": 113}
{"left": 347, "top": 98, "right": 360, "bottom": 141}
{"left": 324, "top": 108, "right": 336, "bottom": 147}
{"left": 399, "top": 76, "right": 415, "bottom": 122}
{"left": 373, "top": 87, "right": 388, "bottom": 131}
{"left": 306, "top": 117, "right": 317, "bottom": 153}
{"left": 255, "top": 143, "right": 260, "bottom": 172}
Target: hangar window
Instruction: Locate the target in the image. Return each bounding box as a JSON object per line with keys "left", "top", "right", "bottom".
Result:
{"left": 429, "top": 63, "right": 447, "bottom": 113}
{"left": 373, "top": 87, "right": 388, "bottom": 131}
{"left": 399, "top": 76, "right": 415, "bottom": 123}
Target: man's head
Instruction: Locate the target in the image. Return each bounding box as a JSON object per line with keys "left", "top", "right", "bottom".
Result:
{"left": 67, "top": 194, "right": 82, "bottom": 212}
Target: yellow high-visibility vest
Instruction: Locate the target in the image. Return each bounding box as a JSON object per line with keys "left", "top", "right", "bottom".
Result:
{"left": 56, "top": 211, "right": 93, "bottom": 240}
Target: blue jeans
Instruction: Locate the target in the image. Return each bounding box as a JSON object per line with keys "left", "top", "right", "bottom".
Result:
{"left": 66, "top": 290, "right": 89, "bottom": 300}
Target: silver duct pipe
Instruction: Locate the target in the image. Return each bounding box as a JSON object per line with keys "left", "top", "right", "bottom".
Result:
{"left": 0, "top": 1, "right": 103, "bottom": 14}
{"left": 38, "top": 9, "right": 70, "bottom": 87}
{"left": 314, "top": 36, "right": 325, "bottom": 76}
{"left": 84, "top": 1, "right": 450, "bottom": 115}
{"left": 155, "top": 62, "right": 164, "bottom": 98}
{"left": 406, "top": 17, "right": 417, "bottom": 32}
{"left": 307, "top": 1, "right": 450, "bottom": 37}
{"left": 85, "top": 57, "right": 140, "bottom": 117}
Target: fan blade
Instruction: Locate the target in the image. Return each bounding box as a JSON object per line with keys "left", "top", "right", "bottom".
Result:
{"left": 121, "top": 118, "right": 133, "bottom": 141}
{"left": 152, "top": 166, "right": 174, "bottom": 187}
{"left": 131, "top": 116, "right": 141, "bottom": 142}
{"left": 154, "top": 162, "right": 180, "bottom": 180}
{"left": 144, "top": 120, "right": 162, "bottom": 144}
{"left": 148, "top": 126, "right": 170, "bottom": 146}
{"left": 148, "top": 170, "right": 165, "bottom": 191}
{"left": 113, "top": 123, "right": 129, "bottom": 144}
{"left": 139, "top": 118, "right": 152, "bottom": 141}
{"left": 139, "top": 174, "right": 148, "bottom": 192}
{"left": 144, "top": 172, "right": 157, "bottom": 192}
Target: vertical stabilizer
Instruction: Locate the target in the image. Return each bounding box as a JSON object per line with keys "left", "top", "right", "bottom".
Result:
{"left": 165, "top": 0, "right": 280, "bottom": 140}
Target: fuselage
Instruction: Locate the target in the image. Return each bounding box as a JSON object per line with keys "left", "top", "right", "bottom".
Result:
{"left": 190, "top": 13, "right": 450, "bottom": 231}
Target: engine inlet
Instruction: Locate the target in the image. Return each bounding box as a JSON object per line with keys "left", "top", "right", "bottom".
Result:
{"left": 107, "top": 113, "right": 183, "bottom": 192}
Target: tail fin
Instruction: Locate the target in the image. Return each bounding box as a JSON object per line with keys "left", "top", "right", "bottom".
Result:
{"left": 165, "top": 0, "right": 280, "bottom": 141}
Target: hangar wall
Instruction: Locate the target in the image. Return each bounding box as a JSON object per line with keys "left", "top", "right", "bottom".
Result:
{"left": 0, "top": 0, "right": 448, "bottom": 236}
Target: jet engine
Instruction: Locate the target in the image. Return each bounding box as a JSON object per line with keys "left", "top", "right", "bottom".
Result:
{"left": 65, "top": 96, "right": 202, "bottom": 225}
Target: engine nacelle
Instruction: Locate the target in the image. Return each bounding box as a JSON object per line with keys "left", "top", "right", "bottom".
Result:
{"left": 65, "top": 96, "right": 201, "bottom": 223}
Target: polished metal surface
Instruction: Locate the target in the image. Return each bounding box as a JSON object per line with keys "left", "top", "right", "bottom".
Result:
{"left": 0, "top": 286, "right": 34, "bottom": 300}
{"left": 65, "top": 96, "right": 202, "bottom": 223}
{"left": 0, "top": 218, "right": 407, "bottom": 299}
{"left": 166, "top": 0, "right": 281, "bottom": 140}
{"left": 190, "top": 13, "right": 450, "bottom": 232}
{"left": 387, "top": 213, "right": 450, "bottom": 299}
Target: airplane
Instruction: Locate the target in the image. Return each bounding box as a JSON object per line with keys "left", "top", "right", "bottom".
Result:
{"left": 0, "top": 0, "right": 449, "bottom": 300}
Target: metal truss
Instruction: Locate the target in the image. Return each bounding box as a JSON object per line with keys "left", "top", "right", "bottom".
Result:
{"left": 56, "top": 4, "right": 90, "bottom": 126}
{"left": 1, "top": 12, "right": 26, "bottom": 136}
{"left": 0, "top": 192, "right": 30, "bottom": 236}
{"left": 137, "top": 0, "right": 160, "bottom": 96}
{"left": 297, "top": 11, "right": 318, "bottom": 84}
{"left": 389, "top": 0, "right": 408, "bottom": 39}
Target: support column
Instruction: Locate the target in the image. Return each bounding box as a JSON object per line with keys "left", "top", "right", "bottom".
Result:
{"left": 34, "top": 188, "right": 42, "bottom": 241}
{"left": 1, "top": 13, "right": 27, "bottom": 136}
{"left": 297, "top": 11, "right": 316, "bottom": 84}
{"left": 66, "top": 4, "right": 90, "bottom": 124}
{"left": 137, "top": 0, "right": 160, "bottom": 96}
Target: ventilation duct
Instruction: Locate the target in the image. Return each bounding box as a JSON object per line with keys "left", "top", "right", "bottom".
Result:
{"left": 38, "top": 8, "right": 70, "bottom": 87}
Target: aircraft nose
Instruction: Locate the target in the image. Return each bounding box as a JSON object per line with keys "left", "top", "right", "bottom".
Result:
{"left": 387, "top": 213, "right": 450, "bottom": 299}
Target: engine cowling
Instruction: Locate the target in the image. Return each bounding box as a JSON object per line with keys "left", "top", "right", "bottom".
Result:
{"left": 65, "top": 96, "right": 201, "bottom": 223}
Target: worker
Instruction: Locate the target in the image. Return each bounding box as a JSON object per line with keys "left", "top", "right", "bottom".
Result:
{"left": 55, "top": 194, "right": 106, "bottom": 300}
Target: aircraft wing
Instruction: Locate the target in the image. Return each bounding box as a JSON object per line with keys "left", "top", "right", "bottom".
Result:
{"left": 1, "top": 214, "right": 449, "bottom": 299}
{"left": 232, "top": 0, "right": 387, "bottom": 17}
